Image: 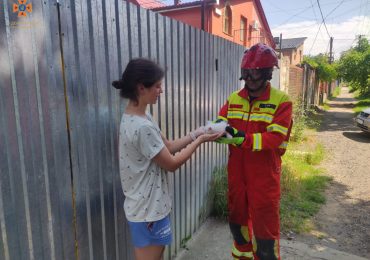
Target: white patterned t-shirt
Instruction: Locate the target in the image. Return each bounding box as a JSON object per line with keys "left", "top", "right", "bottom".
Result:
{"left": 119, "top": 113, "right": 171, "bottom": 222}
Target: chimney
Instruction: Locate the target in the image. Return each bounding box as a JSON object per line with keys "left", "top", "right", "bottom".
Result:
{"left": 174, "top": 0, "right": 181, "bottom": 5}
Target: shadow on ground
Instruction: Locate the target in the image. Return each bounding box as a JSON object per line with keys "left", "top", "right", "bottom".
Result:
{"left": 328, "top": 97, "right": 357, "bottom": 103}
{"left": 327, "top": 103, "right": 355, "bottom": 109}
{"left": 342, "top": 131, "right": 370, "bottom": 143}
{"left": 316, "top": 110, "right": 357, "bottom": 132}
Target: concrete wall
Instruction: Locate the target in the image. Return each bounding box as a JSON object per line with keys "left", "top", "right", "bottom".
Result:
{"left": 279, "top": 55, "right": 290, "bottom": 93}
{"left": 288, "top": 66, "right": 304, "bottom": 99}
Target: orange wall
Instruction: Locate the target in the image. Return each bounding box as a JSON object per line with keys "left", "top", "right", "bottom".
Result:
{"left": 210, "top": 0, "right": 259, "bottom": 47}
{"left": 159, "top": 7, "right": 204, "bottom": 30}
{"left": 159, "top": 0, "right": 273, "bottom": 48}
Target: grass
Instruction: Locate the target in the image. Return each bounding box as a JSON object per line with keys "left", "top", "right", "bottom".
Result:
{"left": 328, "top": 86, "right": 341, "bottom": 100}
{"left": 180, "top": 235, "right": 192, "bottom": 249}
{"left": 280, "top": 135, "right": 331, "bottom": 232}
{"left": 322, "top": 102, "right": 331, "bottom": 111}
{"left": 210, "top": 166, "right": 228, "bottom": 219}
{"left": 322, "top": 86, "right": 341, "bottom": 110}
{"left": 353, "top": 92, "right": 370, "bottom": 114}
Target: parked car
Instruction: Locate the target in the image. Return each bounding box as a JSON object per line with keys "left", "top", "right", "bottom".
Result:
{"left": 354, "top": 107, "right": 370, "bottom": 133}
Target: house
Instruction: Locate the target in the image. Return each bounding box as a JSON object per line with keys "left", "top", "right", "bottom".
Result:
{"left": 131, "top": 0, "right": 275, "bottom": 48}
{"left": 276, "top": 37, "right": 307, "bottom": 66}
{"left": 129, "top": 0, "right": 165, "bottom": 9}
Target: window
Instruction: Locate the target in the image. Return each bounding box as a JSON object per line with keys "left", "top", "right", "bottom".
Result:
{"left": 240, "top": 17, "right": 247, "bottom": 42}
{"left": 223, "top": 5, "right": 232, "bottom": 35}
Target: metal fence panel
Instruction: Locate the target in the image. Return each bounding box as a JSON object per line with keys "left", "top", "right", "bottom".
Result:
{"left": 1, "top": 0, "right": 244, "bottom": 259}
{"left": 59, "top": 0, "right": 133, "bottom": 259}
{"left": 0, "top": 0, "right": 76, "bottom": 259}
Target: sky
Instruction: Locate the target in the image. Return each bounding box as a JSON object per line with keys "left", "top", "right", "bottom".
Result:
{"left": 260, "top": 0, "right": 370, "bottom": 59}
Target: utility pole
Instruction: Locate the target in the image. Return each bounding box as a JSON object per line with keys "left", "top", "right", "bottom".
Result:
{"left": 329, "top": 37, "right": 333, "bottom": 64}
{"left": 279, "top": 33, "right": 282, "bottom": 59}
{"left": 328, "top": 36, "right": 333, "bottom": 96}
{"left": 201, "top": 0, "right": 205, "bottom": 31}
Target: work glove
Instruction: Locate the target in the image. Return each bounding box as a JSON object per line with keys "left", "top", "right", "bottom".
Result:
{"left": 189, "top": 126, "right": 206, "bottom": 141}
{"left": 213, "top": 118, "right": 226, "bottom": 123}
{"left": 216, "top": 126, "right": 245, "bottom": 146}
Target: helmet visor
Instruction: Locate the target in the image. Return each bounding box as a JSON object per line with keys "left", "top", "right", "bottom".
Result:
{"left": 240, "top": 69, "right": 263, "bottom": 81}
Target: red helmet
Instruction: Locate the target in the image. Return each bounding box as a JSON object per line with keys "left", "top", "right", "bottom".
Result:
{"left": 241, "top": 43, "right": 278, "bottom": 69}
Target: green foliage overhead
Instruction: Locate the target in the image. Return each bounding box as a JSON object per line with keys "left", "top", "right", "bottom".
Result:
{"left": 303, "top": 54, "right": 337, "bottom": 83}
{"left": 337, "top": 38, "right": 370, "bottom": 95}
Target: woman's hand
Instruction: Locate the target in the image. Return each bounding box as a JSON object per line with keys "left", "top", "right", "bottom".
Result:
{"left": 189, "top": 126, "right": 206, "bottom": 141}
{"left": 197, "top": 132, "right": 225, "bottom": 143}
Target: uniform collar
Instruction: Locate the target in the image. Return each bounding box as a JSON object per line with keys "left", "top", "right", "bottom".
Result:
{"left": 238, "top": 82, "right": 271, "bottom": 101}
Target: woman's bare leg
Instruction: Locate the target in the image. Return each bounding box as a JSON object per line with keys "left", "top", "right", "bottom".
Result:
{"left": 134, "top": 245, "right": 165, "bottom": 260}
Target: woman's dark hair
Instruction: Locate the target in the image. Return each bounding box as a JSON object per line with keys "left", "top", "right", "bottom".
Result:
{"left": 112, "top": 58, "right": 164, "bottom": 102}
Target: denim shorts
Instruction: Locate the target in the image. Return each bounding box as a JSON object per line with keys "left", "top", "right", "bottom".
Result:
{"left": 127, "top": 215, "right": 172, "bottom": 248}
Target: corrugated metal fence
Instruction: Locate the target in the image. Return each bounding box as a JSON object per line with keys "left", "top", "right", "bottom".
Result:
{"left": 0, "top": 0, "right": 244, "bottom": 259}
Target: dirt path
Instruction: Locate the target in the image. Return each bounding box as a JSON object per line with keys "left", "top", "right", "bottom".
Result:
{"left": 294, "top": 87, "right": 370, "bottom": 258}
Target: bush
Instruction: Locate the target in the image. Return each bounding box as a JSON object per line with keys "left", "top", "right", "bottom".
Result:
{"left": 291, "top": 98, "right": 321, "bottom": 142}
{"left": 291, "top": 99, "right": 308, "bottom": 142}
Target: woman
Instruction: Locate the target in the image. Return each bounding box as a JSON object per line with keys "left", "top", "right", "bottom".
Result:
{"left": 112, "top": 58, "right": 222, "bottom": 260}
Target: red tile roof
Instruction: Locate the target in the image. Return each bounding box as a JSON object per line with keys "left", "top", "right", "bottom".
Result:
{"left": 132, "top": 0, "right": 165, "bottom": 9}
{"left": 153, "top": 0, "right": 215, "bottom": 11}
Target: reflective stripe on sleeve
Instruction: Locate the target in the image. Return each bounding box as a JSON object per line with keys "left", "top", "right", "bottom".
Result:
{"left": 279, "top": 141, "right": 288, "bottom": 149}
{"left": 267, "top": 123, "right": 288, "bottom": 135}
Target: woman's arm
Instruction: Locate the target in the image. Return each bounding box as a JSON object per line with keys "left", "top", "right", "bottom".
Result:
{"left": 161, "top": 133, "right": 193, "bottom": 154}
{"left": 153, "top": 132, "right": 223, "bottom": 172}
{"left": 161, "top": 127, "right": 206, "bottom": 154}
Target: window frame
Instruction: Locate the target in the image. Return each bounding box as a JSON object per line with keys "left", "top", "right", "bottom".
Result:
{"left": 240, "top": 16, "right": 247, "bottom": 42}
{"left": 223, "top": 4, "right": 232, "bottom": 35}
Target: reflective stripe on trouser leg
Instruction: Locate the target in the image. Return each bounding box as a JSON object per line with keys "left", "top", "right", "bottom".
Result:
{"left": 229, "top": 223, "right": 253, "bottom": 259}
{"left": 232, "top": 242, "right": 254, "bottom": 259}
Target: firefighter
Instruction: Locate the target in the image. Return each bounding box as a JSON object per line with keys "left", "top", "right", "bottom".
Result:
{"left": 217, "top": 43, "right": 293, "bottom": 260}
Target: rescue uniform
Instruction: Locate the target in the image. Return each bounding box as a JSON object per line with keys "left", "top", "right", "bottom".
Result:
{"left": 218, "top": 83, "right": 292, "bottom": 260}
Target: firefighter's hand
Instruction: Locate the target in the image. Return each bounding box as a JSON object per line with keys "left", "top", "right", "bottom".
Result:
{"left": 215, "top": 126, "right": 245, "bottom": 146}
{"left": 212, "top": 118, "right": 227, "bottom": 123}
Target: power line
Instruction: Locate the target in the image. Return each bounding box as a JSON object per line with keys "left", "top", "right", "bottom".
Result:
{"left": 316, "top": 0, "right": 331, "bottom": 37}
{"left": 263, "top": 0, "right": 287, "bottom": 13}
{"left": 308, "top": 0, "right": 352, "bottom": 55}
{"left": 309, "top": 22, "right": 323, "bottom": 55}
{"left": 267, "top": 0, "right": 353, "bottom": 15}
{"left": 351, "top": 0, "right": 366, "bottom": 45}
{"left": 324, "top": 0, "right": 346, "bottom": 19}
{"left": 324, "top": 4, "right": 366, "bottom": 22}
{"left": 310, "top": 0, "right": 319, "bottom": 23}
{"left": 274, "top": 6, "right": 315, "bottom": 27}
{"left": 359, "top": 0, "right": 369, "bottom": 34}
